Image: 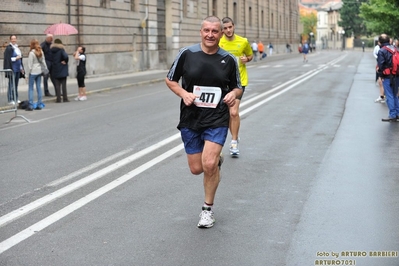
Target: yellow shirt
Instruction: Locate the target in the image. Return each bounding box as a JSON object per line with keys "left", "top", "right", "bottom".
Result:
{"left": 219, "top": 34, "right": 253, "bottom": 86}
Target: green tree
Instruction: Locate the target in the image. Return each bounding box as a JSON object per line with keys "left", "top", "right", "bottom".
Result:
{"left": 339, "top": 0, "right": 368, "bottom": 37}
{"left": 300, "top": 12, "right": 317, "bottom": 37}
{"left": 360, "top": 0, "right": 399, "bottom": 37}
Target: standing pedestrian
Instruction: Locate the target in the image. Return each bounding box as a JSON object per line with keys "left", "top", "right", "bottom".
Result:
{"left": 26, "top": 39, "right": 46, "bottom": 111}
{"left": 374, "top": 41, "right": 385, "bottom": 103}
{"left": 40, "top": 34, "right": 55, "bottom": 97}
{"left": 73, "top": 46, "right": 87, "bottom": 101}
{"left": 3, "top": 35, "right": 25, "bottom": 105}
{"left": 51, "top": 39, "right": 69, "bottom": 103}
{"left": 377, "top": 34, "right": 399, "bottom": 122}
{"left": 219, "top": 16, "right": 253, "bottom": 156}
{"left": 165, "top": 16, "right": 242, "bottom": 228}
{"left": 268, "top": 42, "right": 273, "bottom": 56}
{"left": 251, "top": 40, "right": 258, "bottom": 62}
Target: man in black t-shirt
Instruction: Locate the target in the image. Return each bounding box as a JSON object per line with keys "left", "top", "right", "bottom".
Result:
{"left": 165, "top": 15, "right": 242, "bottom": 228}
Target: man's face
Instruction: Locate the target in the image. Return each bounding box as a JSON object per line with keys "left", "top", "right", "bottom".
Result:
{"left": 10, "top": 36, "right": 17, "bottom": 45}
{"left": 46, "top": 36, "right": 53, "bottom": 43}
{"left": 200, "top": 21, "right": 222, "bottom": 49}
{"left": 222, "top": 22, "right": 235, "bottom": 38}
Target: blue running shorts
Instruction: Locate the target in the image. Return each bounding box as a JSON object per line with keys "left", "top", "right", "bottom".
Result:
{"left": 180, "top": 127, "right": 228, "bottom": 154}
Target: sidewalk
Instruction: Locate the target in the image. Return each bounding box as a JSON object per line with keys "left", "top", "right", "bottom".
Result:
{"left": 16, "top": 50, "right": 297, "bottom": 103}
{"left": 16, "top": 69, "right": 169, "bottom": 103}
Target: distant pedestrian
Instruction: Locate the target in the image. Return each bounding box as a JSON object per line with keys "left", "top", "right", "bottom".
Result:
{"left": 302, "top": 41, "right": 309, "bottom": 62}
{"left": 40, "top": 34, "right": 55, "bottom": 97}
{"left": 258, "top": 41, "right": 264, "bottom": 60}
{"left": 373, "top": 41, "right": 385, "bottom": 103}
{"left": 286, "top": 43, "right": 291, "bottom": 53}
{"left": 268, "top": 42, "right": 273, "bottom": 56}
{"left": 51, "top": 39, "right": 69, "bottom": 103}
{"left": 362, "top": 41, "right": 365, "bottom": 52}
{"left": 251, "top": 40, "right": 258, "bottom": 62}
{"left": 73, "top": 46, "right": 87, "bottom": 101}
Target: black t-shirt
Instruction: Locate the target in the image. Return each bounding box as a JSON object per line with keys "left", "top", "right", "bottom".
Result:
{"left": 167, "top": 43, "right": 242, "bottom": 131}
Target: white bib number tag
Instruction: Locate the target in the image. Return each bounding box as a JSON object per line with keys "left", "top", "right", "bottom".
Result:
{"left": 193, "top": 86, "right": 222, "bottom": 108}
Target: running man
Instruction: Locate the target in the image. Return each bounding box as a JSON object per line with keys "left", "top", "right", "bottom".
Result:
{"left": 219, "top": 16, "right": 253, "bottom": 157}
{"left": 165, "top": 16, "right": 242, "bottom": 228}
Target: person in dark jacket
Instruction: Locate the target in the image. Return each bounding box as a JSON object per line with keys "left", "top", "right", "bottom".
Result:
{"left": 40, "top": 34, "right": 55, "bottom": 97}
{"left": 3, "top": 35, "right": 25, "bottom": 105}
{"left": 50, "top": 38, "right": 69, "bottom": 102}
{"left": 377, "top": 33, "right": 399, "bottom": 122}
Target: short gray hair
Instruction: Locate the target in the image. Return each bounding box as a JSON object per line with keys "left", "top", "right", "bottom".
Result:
{"left": 201, "top": 16, "right": 222, "bottom": 31}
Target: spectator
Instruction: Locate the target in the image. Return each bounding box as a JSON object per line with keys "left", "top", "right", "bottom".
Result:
{"left": 73, "top": 46, "right": 87, "bottom": 101}
{"left": 373, "top": 41, "right": 385, "bottom": 103}
{"left": 268, "top": 42, "right": 273, "bottom": 56}
{"left": 251, "top": 40, "right": 258, "bottom": 62}
{"left": 377, "top": 34, "right": 399, "bottom": 122}
{"left": 3, "top": 35, "right": 25, "bottom": 105}
{"left": 26, "top": 39, "right": 46, "bottom": 111}
{"left": 40, "top": 34, "right": 55, "bottom": 97}
{"left": 51, "top": 39, "right": 69, "bottom": 103}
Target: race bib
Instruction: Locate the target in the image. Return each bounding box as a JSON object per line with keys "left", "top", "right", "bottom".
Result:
{"left": 193, "top": 85, "right": 222, "bottom": 108}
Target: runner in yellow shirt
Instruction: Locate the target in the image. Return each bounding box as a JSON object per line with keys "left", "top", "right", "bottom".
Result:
{"left": 219, "top": 17, "right": 253, "bottom": 156}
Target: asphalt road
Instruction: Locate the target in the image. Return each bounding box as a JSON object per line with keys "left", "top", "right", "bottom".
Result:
{"left": 0, "top": 50, "right": 398, "bottom": 266}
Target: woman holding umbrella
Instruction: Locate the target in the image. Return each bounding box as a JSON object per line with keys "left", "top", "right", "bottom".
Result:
{"left": 51, "top": 39, "right": 69, "bottom": 102}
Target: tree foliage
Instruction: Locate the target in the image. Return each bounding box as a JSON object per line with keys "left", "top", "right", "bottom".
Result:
{"left": 339, "top": 0, "right": 368, "bottom": 37}
{"left": 300, "top": 13, "right": 317, "bottom": 37}
{"left": 360, "top": 0, "right": 399, "bottom": 37}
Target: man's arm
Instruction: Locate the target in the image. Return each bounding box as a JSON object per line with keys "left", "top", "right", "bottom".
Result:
{"left": 165, "top": 78, "right": 197, "bottom": 106}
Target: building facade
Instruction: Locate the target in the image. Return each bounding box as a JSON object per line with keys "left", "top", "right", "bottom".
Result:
{"left": 0, "top": 0, "right": 299, "bottom": 76}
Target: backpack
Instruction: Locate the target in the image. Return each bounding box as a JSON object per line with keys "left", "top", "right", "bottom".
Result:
{"left": 302, "top": 43, "right": 309, "bottom": 53}
{"left": 382, "top": 46, "right": 399, "bottom": 75}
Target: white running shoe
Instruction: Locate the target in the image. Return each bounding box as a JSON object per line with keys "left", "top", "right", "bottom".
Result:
{"left": 375, "top": 96, "right": 385, "bottom": 103}
{"left": 79, "top": 96, "right": 87, "bottom": 101}
{"left": 74, "top": 96, "right": 81, "bottom": 101}
{"left": 8, "top": 101, "right": 15, "bottom": 105}
{"left": 229, "top": 140, "right": 239, "bottom": 156}
{"left": 197, "top": 207, "right": 215, "bottom": 228}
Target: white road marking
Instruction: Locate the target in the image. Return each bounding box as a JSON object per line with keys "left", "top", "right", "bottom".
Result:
{"left": 0, "top": 144, "right": 184, "bottom": 254}
{"left": 0, "top": 54, "right": 346, "bottom": 254}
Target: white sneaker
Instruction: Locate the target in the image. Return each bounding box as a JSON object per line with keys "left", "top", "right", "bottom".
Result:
{"left": 197, "top": 207, "right": 215, "bottom": 228}
{"left": 74, "top": 96, "right": 81, "bottom": 101}
{"left": 375, "top": 96, "right": 385, "bottom": 103}
{"left": 229, "top": 140, "right": 239, "bottom": 156}
{"left": 8, "top": 101, "right": 15, "bottom": 105}
{"left": 79, "top": 96, "right": 87, "bottom": 101}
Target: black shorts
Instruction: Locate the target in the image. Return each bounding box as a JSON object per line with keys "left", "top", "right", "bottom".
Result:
{"left": 77, "top": 72, "right": 86, "bottom": 87}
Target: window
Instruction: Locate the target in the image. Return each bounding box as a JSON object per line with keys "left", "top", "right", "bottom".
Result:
{"left": 212, "top": 0, "right": 217, "bottom": 16}
{"left": 249, "top": 7, "right": 252, "bottom": 27}
{"left": 233, "top": 2, "right": 237, "bottom": 23}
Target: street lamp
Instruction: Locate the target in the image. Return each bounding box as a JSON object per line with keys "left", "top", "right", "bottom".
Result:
{"left": 339, "top": 30, "right": 345, "bottom": 51}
